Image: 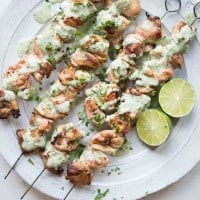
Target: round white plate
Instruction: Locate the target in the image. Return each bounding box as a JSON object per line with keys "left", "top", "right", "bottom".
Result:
{"left": 1, "top": 0, "right": 200, "bottom": 199}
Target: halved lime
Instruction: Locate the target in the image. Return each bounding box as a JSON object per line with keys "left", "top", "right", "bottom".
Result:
{"left": 136, "top": 109, "right": 171, "bottom": 146}
{"left": 159, "top": 78, "right": 196, "bottom": 118}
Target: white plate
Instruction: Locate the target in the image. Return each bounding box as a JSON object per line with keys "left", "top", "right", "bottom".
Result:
{"left": 1, "top": 0, "right": 200, "bottom": 199}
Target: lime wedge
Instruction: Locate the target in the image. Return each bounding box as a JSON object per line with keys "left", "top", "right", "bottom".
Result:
{"left": 136, "top": 109, "right": 171, "bottom": 146}
{"left": 159, "top": 78, "right": 195, "bottom": 118}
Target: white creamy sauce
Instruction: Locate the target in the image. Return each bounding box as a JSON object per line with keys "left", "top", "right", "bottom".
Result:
{"left": 55, "top": 101, "right": 70, "bottom": 113}
{"left": 52, "top": 22, "right": 76, "bottom": 42}
{"left": 61, "top": 1, "right": 96, "bottom": 21}
{"left": 17, "top": 38, "right": 34, "bottom": 57}
{"left": 69, "top": 70, "right": 93, "bottom": 87}
{"left": 115, "top": 0, "right": 131, "bottom": 13}
{"left": 37, "top": 98, "right": 58, "bottom": 115}
{"left": 33, "top": 2, "right": 51, "bottom": 24}
{"left": 89, "top": 41, "right": 109, "bottom": 53}
{"left": 37, "top": 30, "right": 62, "bottom": 54}
{"left": 22, "top": 130, "right": 46, "bottom": 151}
{"left": 141, "top": 20, "right": 154, "bottom": 30}
{"left": 184, "top": 12, "right": 196, "bottom": 25}
{"left": 107, "top": 57, "right": 130, "bottom": 83}
{"left": 130, "top": 69, "right": 159, "bottom": 87}
{"left": 26, "top": 55, "right": 41, "bottom": 72}
{"left": 86, "top": 82, "right": 119, "bottom": 111}
{"left": 50, "top": 80, "right": 67, "bottom": 96}
{"left": 118, "top": 93, "right": 151, "bottom": 116}
{"left": 17, "top": 88, "right": 37, "bottom": 100}
{"left": 80, "top": 148, "right": 107, "bottom": 162}
{"left": 123, "top": 34, "right": 141, "bottom": 47}
{"left": 80, "top": 34, "right": 109, "bottom": 53}
{"left": 96, "top": 6, "right": 128, "bottom": 29}
{"left": 0, "top": 90, "right": 16, "bottom": 101}
{"left": 52, "top": 123, "right": 74, "bottom": 139}
{"left": 45, "top": 142, "right": 68, "bottom": 169}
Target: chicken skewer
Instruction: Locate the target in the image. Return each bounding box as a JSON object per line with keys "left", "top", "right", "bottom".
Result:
{"left": 0, "top": 0, "right": 141, "bottom": 119}
{"left": 6, "top": 0, "right": 141, "bottom": 184}
{"left": 4, "top": 33, "right": 109, "bottom": 180}
{"left": 66, "top": 19, "right": 197, "bottom": 185}
{"left": 0, "top": 0, "right": 106, "bottom": 119}
{"left": 20, "top": 122, "right": 85, "bottom": 200}
{"left": 85, "top": 16, "right": 163, "bottom": 127}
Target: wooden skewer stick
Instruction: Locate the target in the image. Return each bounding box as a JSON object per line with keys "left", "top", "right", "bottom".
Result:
{"left": 4, "top": 153, "right": 23, "bottom": 179}
{"left": 63, "top": 185, "right": 75, "bottom": 200}
{"left": 20, "top": 168, "right": 46, "bottom": 200}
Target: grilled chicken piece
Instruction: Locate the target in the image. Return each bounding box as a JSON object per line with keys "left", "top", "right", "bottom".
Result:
{"left": 85, "top": 82, "right": 120, "bottom": 111}
{"left": 58, "top": 67, "right": 76, "bottom": 85}
{"left": 40, "top": 124, "right": 83, "bottom": 174}
{"left": 85, "top": 97, "right": 106, "bottom": 126}
{"left": 34, "top": 98, "right": 66, "bottom": 120}
{"left": 66, "top": 161, "right": 93, "bottom": 185}
{"left": 80, "top": 34, "right": 109, "bottom": 58}
{"left": 33, "top": 35, "right": 62, "bottom": 58}
{"left": 51, "top": 87, "right": 78, "bottom": 104}
{"left": 66, "top": 147, "right": 109, "bottom": 185}
{"left": 106, "top": 17, "right": 131, "bottom": 44}
{"left": 107, "top": 113, "right": 131, "bottom": 134}
{"left": 3, "top": 60, "right": 31, "bottom": 91}
{"left": 40, "top": 150, "right": 64, "bottom": 174}
{"left": 70, "top": 49, "right": 106, "bottom": 69}
{"left": 16, "top": 129, "right": 45, "bottom": 153}
{"left": 89, "top": 130, "right": 124, "bottom": 154}
{"left": 121, "top": 33, "right": 145, "bottom": 56}
{"left": 172, "top": 21, "right": 187, "bottom": 35}
{"left": 0, "top": 90, "right": 20, "bottom": 119}
{"left": 29, "top": 112, "right": 55, "bottom": 133}
{"left": 32, "top": 61, "right": 52, "bottom": 82}
{"left": 79, "top": 147, "right": 109, "bottom": 169}
{"left": 128, "top": 87, "right": 154, "bottom": 96}
{"left": 115, "top": 0, "right": 141, "bottom": 18}
{"left": 35, "top": 87, "right": 77, "bottom": 120}
{"left": 58, "top": 67, "right": 93, "bottom": 90}
{"left": 170, "top": 53, "right": 184, "bottom": 69}
{"left": 135, "top": 16, "right": 162, "bottom": 42}
{"left": 51, "top": 124, "right": 82, "bottom": 152}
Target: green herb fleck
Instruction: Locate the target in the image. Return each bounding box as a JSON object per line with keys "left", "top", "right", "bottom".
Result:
{"left": 94, "top": 189, "right": 109, "bottom": 200}
{"left": 114, "top": 137, "right": 132, "bottom": 157}
{"left": 69, "top": 144, "right": 85, "bottom": 161}
{"left": 50, "top": 81, "right": 55, "bottom": 85}
{"left": 47, "top": 55, "right": 56, "bottom": 64}
{"left": 39, "top": 86, "right": 43, "bottom": 91}
{"left": 28, "top": 158, "right": 34, "bottom": 166}
{"left": 60, "top": 186, "right": 64, "bottom": 190}
{"left": 107, "top": 172, "right": 111, "bottom": 176}
{"left": 78, "top": 110, "right": 90, "bottom": 127}
{"left": 46, "top": 42, "right": 53, "bottom": 51}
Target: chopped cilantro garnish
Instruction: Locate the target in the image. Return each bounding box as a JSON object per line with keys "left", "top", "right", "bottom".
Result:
{"left": 69, "top": 144, "right": 85, "bottom": 161}
{"left": 78, "top": 110, "right": 90, "bottom": 126}
{"left": 47, "top": 55, "right": 56, "bottom": 64}
{"left": 45, "top": 42, "right": 53, "bottom": 51}
{"left": 27, "top": 158, "right": 34, "bottom": 165}
{"left": 94, "top": 189, "right": 109, "bottom": 200}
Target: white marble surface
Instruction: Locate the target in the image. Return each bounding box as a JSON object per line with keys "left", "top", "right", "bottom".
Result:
{"left": 1, "top": 0, "right": 200, "bottom": 200}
